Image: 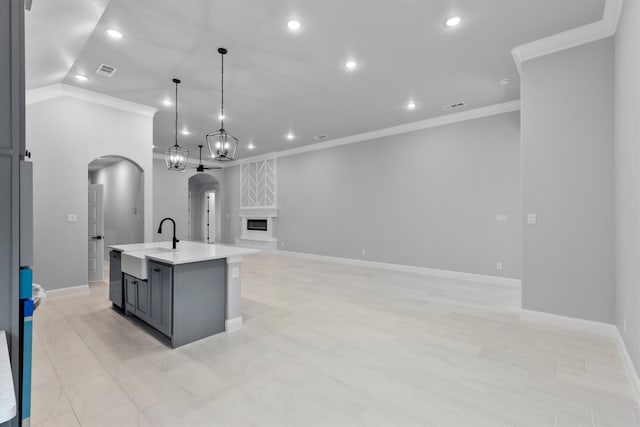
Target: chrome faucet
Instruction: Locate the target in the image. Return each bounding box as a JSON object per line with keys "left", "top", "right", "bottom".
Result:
{"left": 158, "top": 217, "right": 179, "bottom": 249}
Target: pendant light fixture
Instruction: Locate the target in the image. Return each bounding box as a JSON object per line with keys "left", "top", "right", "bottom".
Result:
{"left": 165, "top": 78, "right": 189, "bottom": 171}
{"left": 207, "top": 48, "right": 238, "bottom": 161}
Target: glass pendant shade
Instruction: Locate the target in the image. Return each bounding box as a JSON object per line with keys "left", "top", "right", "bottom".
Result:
{"left": 206, "top": 128, "right": 238, "bottom": 161}
{"left": 165, "top": 144, "right": 189, "bottom": 170}
{"left": 165, "top": 78, "right": 189, "bottom": 171}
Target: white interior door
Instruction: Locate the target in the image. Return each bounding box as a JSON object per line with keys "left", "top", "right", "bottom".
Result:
{"left": 88, "top": 184, "right": 104, "bottom": 282}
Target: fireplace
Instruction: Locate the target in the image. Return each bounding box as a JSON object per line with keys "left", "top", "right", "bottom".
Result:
{"left": 236, "top": 209, "right": 279, "bottom": 250}
{"left": 247, "top": 219, "right": 268, "bottom": 231}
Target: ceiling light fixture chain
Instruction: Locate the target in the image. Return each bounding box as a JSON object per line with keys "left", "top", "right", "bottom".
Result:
{"left": 165, "top": 78, "right": 189, "bottom": 171}
{"left": 220, "top": 47, "right": 225, "bottom": 128}
{"left": 206, "top": 47, "right": 238, "bottom": 161}
{"left": 174, "top": 78, "right": 179, "bottom": 146}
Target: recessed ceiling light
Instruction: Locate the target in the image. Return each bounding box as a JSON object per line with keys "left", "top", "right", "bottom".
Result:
{"left": 287, "top": 20, "right": 301, "bottom": 31}
{"left": 445, "top": 16, "right": 462, "bottom": 27}
{"left": 407, "top": 102, "right": 417, "bottom": 110}
{"left": 163, "top": 99, "right": 172, "bottom": 106}
{"left": 181, "top": 129, "right": 190, "bottom": 135}
{"left": 106, "top": 28, "right": 123, "bottom": 39}
{"left": 152, "top": 145, "right": 156, "bottom": 149}
{"left": 75, "top": 74, "right": 88, "bottom": 82}
{"left": 248, "top": 143, "right": 255, "bottom": 150}
{"left": 218, "top": 114, "right": 225, "bottom": 121}
{"left": 287, "top": 132, "right": 295, "bottom": 140}
{"left": 345, "top": 60, "right": 358, "bottom": 70}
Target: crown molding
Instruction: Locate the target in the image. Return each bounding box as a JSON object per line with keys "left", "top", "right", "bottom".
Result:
{"left": 511, "top": 0, "right": 623, "bottom": 74}
{"left": 26, "top": 83, "right": 158, "bottom": 117}
{"left": 227, "top": 99, "right": 521, "bottom": 167}
{"left": 151, "top": 152, "right": 224, "bottom": 170}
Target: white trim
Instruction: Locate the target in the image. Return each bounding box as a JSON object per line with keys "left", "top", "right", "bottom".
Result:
{"left": 46, "top": 284, "right": 90, "bottom": 298}
{"left": 150, "top": 100, "right": 519, "bottom": 168}
{"left": 228, "top": 100, "right": 521, "bottom": 167}
{"left": 615, "top": 328, "right": 640, "bottom": 403}
{"left": 519, "top": 309, "right": 640, "bottom": 403}
{"left": 225, "top": 316, "right": 243, "bottom": 333}
{"left": 519, "top": 309, "right": 615, "bottom": 336}
{"left": 26, "top": 83, "right": 158, "bottom": 117}
{"left": 152, "top": 152, "right": 224, "bottom": 169}
{"left": 511, "top": 0, "right": 624, "bottom": 74}
{"left": 275, "top": 250, "right": 521, "bottom": 288}
{"left": 226, "top": 257, "right": 242, "bottom": 264}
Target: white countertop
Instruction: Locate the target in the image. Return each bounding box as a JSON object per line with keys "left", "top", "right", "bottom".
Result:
{"left": 0, "top": 331, "right": 16, "bottom": 424}
{"left": 110, "top": 241, "right": 259, "bottom": 265}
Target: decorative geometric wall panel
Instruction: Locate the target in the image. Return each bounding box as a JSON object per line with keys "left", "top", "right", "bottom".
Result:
{"left": 240, "top": 159, "right": 277, "bottom": 208}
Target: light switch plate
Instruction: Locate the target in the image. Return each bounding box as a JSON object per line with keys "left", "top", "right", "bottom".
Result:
{"left": 231, "top": 267, "right": 239, "bottom": 279}
{"left": 496, "top": 214, "right": 508, "bottom": 222}
{"left": 66, "top": 214, "right": 78, "bottom": 223}
{"left": 527, "top": 213, "right": 537, "bottom": 225}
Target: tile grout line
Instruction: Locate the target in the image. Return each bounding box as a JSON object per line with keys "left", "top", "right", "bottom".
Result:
{"left": 447, "top": 383, "right": 460, "bottom": 401}
{"left": 629, "top": 399, "right": 637, "bottom": 422}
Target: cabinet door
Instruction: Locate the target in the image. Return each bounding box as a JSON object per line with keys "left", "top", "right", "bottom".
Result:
{"left": 124, "top": 274, "right": 136, "bottom": 314}
{"left": 135, "top": 279, "right": 149, "bottom": 320}
{"left": 149, "top": 261, "right": 173, "bottom": 337}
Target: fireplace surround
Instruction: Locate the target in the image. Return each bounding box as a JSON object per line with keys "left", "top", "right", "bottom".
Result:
{"left": 235, "top": 208, "right": 278, "bottom": 250}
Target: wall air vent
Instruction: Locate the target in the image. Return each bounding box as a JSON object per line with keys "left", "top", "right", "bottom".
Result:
{"left": 442, "top": 101, "right": 466, "bottom": 111}
{"left": 96, "top": 64, "right": 118, "bottom": 77}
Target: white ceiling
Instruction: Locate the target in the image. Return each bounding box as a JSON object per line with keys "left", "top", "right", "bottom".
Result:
{"left": 25, "top": 0, "right": 605, "bottom": 160}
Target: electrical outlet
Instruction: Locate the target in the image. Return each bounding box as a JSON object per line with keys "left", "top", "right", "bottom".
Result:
{"left": 496, "top": 214, "right": 508, "bottom": 222}
{"left": 527, "top": 213, "right": 537, "bottom": 225}
{"left": 361, "top": 249, "right": 366, "bottom": 255}
{"left": 496, "top": 262, "right": 503, "bottom": 270}
{"left": 66, "top": 214, "right": 77, "bottom": 223}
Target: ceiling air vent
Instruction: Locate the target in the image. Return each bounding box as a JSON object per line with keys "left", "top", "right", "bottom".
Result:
{"left": 442, "top": 101, "right": 465, "bottom": 111}
{"left": 96, "top": 64, "right": 117, "bottom": 77}
{"left": 314, "top": 135, "right": 328, "bottom": 140}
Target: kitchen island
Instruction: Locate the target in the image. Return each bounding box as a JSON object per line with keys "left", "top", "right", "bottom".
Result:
{"left": 108, "top": 241, "right": 258, "bottom": 348}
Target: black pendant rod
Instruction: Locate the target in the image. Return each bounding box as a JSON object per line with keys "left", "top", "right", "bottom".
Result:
{"left": 218, "top": 47, "right": 227, "bottom": 129}
{"left": 173, "top": 78, "right": 181, "bottom": 147}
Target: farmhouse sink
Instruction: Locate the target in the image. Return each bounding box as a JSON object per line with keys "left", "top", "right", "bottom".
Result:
{"left": 121, "top": 247, "right": 174, "bottom": 280}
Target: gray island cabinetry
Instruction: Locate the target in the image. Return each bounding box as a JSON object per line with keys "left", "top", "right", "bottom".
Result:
{"left": 109, "top": 242, "right": 258, "bottom": 348}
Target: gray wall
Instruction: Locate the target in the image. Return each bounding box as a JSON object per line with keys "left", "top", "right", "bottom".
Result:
{"left": 521, "top": 38, "right": 615, "bottom": 323}
{"left": 26, "top": 96, "right": 154, "bottom": 290}
{"left": 225, "top": 112, "right": 522, "bottom": 279}
{"left": 615, "top": 0, "right": 640, "bottom": 372}
{"left": 1, "top": 1, "right": 23, "bottom": 426}
{"left": 89, "top": 159, "right": 145, "bottom": 260}
{"left": 153, "top": 158, "right": 225, "bottom": 244}
{"left": 222, "top": 165, "right": 241, "bottom": 245}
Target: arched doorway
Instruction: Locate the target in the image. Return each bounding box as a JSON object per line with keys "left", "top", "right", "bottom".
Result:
{"left": 88, "top": 156, "right": 144, "bottom": 281}
{"left": 188, "top": 174, "right": 220, "bottom": 244}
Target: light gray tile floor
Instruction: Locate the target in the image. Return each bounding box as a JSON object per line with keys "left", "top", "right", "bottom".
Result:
{"left": 31, "top": 253, "right": 637, "bottom": 426}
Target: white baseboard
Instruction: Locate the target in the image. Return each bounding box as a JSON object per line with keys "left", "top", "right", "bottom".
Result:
{"left": 274, "top": 250, "right": 521, "bottom": 287}
{"left": 225, "top": 316, "right": 243, "bottom": 333}
{"left": 45, "top": 284, "right": 90, "bottom": 298}
{"left": 614, "top": 328, "right": 640, "bottom": 404}
{"left": 520, "top": 309, "right": 640, "bottom": 403}
{"left": 519, "top": 309, "right": 615, "bottom": 337}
